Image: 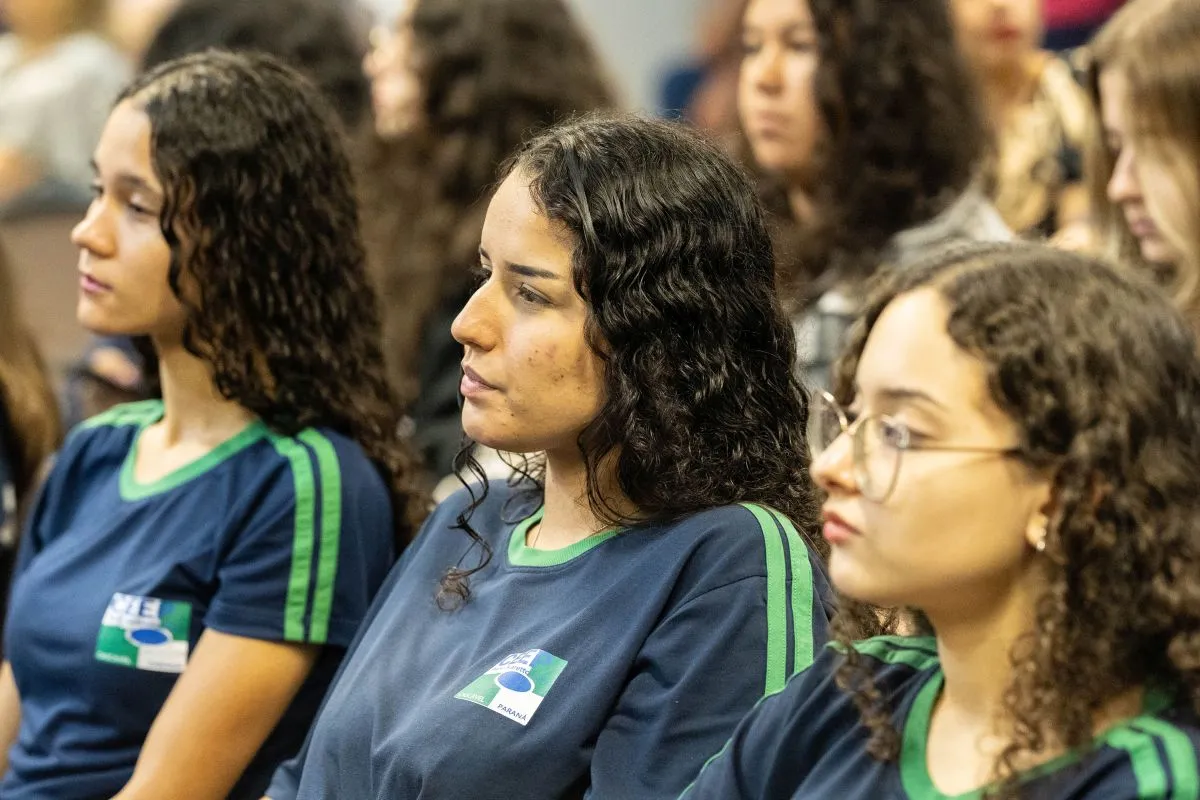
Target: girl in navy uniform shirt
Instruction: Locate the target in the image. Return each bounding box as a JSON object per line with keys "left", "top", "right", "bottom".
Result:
{"left": 0, "top": 52, "right": 424, "bottom": 799}
{"left": 684, "top": 242, "right": 1200, "bottom": 799}
{"left": 266, "top": 114, "right": 836, "bottom": 800}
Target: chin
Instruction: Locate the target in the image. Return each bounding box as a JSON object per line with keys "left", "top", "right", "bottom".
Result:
{"left": 1138, "top": 237, "right": 1182, "bottom": 268}
{"left": 827, "top": 550, "right": 898, "bottom": 608}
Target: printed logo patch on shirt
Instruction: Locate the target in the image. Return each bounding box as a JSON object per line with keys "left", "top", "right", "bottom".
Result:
{"left": 94, "top": 593, "right": 192, "bottom": 674}
{"left": 454, "top": 649, "right": 568, "bottom": 726}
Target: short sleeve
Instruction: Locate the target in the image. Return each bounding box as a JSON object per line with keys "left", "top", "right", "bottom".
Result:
{"left": 680, "top": 646, "right": 849, "bottom": 799}
{"left": 204, "top": 431, "right": 395, "bottom": 648}
{"left": 587, "top": 508, "right": 833, "bottom": 799}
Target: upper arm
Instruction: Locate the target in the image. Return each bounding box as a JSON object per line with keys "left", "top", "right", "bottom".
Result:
{"left": 588, "top": 508, "right": 830, "bottom": 798}
{"left": 206, "top": 434, "right": 395, "bottom": 648}
{"left": 116, "top": 630, "right": 319, "bottom": 800}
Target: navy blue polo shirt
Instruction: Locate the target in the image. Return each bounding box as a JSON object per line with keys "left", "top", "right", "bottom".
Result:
{"left": 267, "top": 479, "right": 833, "bottom": 799}
{"left": 683, "top": 636, "right": 1200, "bottom": 799}
{"left": 2, "top": 400, "right": 395, "bottom": 799}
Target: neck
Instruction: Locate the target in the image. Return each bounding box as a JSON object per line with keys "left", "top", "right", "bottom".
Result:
{"left": 978, "top": 53, "right": 1044, "bottom": 125}
{"left": 926, "top": 566, "right": 1041, "bottom": 730}
{"left": 153, "top": 338, "right": 255, "bottom": 446}
{"left": 532, "top": 449, "right": 626, "bottom": 550}
{"left": 787, "top": 186, "right": 815, "bottom": 224}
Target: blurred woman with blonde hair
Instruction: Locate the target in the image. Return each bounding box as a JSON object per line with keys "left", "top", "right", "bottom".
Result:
{"left": 1085, "top": 0, "right": 1200, "bottom": 325}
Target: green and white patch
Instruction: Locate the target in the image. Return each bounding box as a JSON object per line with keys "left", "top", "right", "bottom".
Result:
{"left": 455, "top": 648, "right": 568, "bottom": 726}
{"left": 94, "top": 593, "right": 191, "bottom": 674}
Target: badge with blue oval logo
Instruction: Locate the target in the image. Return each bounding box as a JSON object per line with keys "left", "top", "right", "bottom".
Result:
{"left": 455, "top": 648, "right": 568, "bottom": 726}
{"left": 94, "top": 593, "right": 191, "bottom": 673}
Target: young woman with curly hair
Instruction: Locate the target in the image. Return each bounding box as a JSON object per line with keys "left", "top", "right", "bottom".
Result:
{"left": 684, "top": 241, "right": 1200, "bottom": 799}
{"left": 265, "top": 114, "right": 833, "bottom": 800}
{"left": 738, "top": 0, "right": 1011, "bottom": 390}
{"left": 0, "top": 52, "right": 426, "bottom": 800}
{"left": 360, "top": 0, "right": 615, "bottom": 477}
{"left": 1084, "top": 0, "right": 1200, "bottom": 329}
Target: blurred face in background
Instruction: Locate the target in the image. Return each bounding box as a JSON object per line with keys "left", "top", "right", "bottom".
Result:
{"left": 1, "top": 0, "right": 94, "bottom": 40}
{"left": 103, "top": 0, "right": 179, "bottom": 57}
{"left": 737, "top": 0, "right": 820, "bottom": 186}
{"left": 950, "top": 0, "right": 1043, "bottom": 74}
{"left": 1100, "top": 68, "right": 1188, "bottom": 269}
{"left": 363, "top": 0, "right": 423, "bottom": 138}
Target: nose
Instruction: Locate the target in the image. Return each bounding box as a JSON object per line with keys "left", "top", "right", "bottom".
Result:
{"left": 71, "top": 197, "right": 115, "bottom": 259}
{"left": 744, "top": 43, "right": 784, "bottom": 96}
{"left": 810, "top": 429, "right": 858, "bottom": 496}
{"left": 451, "top": 280, "right": 497, "bottom": 353}
{"left": 1107, "top": 146, "right": 1142, "bottom": 206}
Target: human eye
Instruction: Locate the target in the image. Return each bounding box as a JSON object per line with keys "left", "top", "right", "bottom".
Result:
{"left": 739, "top": 31, "right": 762, "bottom": 56}
{"left": 469, "top": 263, "right": 492, "bottom": 290}
{"left": 878, "top": 418, "right": 911, "bottom": 449}
{"left": 516, "top": 284, "right": 551, "bottom": 307}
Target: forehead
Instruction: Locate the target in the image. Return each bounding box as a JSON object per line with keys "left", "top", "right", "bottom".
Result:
{"left": 94, "top": 101, "right": 161, "bottom": 186}
{"left": 1098, "top": 68, "right": 1131, "bottom": 129}
{"left": 856, "top": 288, "right": 994, "bottom": 415}
{"left": 744, "top": 0, "right": 813, "bottom": 28}
{"left": 480, "top": 169, "right": 574, "bottom": 273}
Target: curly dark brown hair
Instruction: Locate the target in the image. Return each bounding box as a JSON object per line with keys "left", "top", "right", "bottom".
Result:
{"left": 358, "top": 0, "right": 615, "bottom": 402}
{"left": 751, "top": 0, "right": 988, "bottom": 304}
{"left": 828, "top": 240, "right": 1200, "bottom": 797}
{"left": 118, "top": 51, "right": 428, "bottom": 548}
{"left": 438, "top": 113, "right": 825, "bottom": 608}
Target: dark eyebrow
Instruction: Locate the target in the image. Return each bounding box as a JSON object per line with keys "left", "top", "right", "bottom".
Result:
{"left": 876, "top": 386, "right": 948, "bottom": 411}
{"left": 478, "top": 247, "right": 561, "bottom": 281}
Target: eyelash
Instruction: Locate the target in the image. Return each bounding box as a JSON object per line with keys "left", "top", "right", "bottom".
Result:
{"left": 88, "top": 183, "right": 154, "bottom": 217}
{"left": 471, "top": 263, "right": 551, "bottom": 307}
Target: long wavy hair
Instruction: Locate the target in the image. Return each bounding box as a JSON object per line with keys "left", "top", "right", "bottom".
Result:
{"left": 438, "top": 113, "right": 824, "bottom": 608}
{"left": 1084, "top": 0, "right": 1200, "bottom": 327}
{"left": 829, "top": 241, "right": 1200, "bottom": 798}
{"left": 118, "top": 51, "right": 427, "bottom": 547}
{"left": 750, "top": 0, "right": 988, "bottom": 304}
{"left": 0, "top": 244, "right": 61, "bottom": 509}
{"left": 140, "top": 0, "right": 372, "bottom": 130}
{"left": 359, "top": 0, "right": 616, "bottom": 400}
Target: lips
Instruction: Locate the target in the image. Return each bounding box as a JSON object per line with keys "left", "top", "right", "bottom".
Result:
{"left": 79, "top": 272, "right": 113, "bottom": 294}
{"left": 821, "top": 508, "right": 861, "bottom": 545}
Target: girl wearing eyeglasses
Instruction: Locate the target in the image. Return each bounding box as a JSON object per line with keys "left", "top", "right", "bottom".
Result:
{"left": 683, "top": 241, "right": 1200, "bottom": 799}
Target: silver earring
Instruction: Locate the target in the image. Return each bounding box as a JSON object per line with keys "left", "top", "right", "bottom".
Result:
{"left": 1034, "top": 529, "right": 1048, "bottom": 553}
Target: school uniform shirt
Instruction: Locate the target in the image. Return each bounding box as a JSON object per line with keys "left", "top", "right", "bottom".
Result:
{"left": 266, "top": 480, "right": 833, "bottom": 799}
{"left": 2, "top": 400, "right": 395, "bottom": 800}
{"left": 681, "top": 636, "right": 1200, "bottom": 799}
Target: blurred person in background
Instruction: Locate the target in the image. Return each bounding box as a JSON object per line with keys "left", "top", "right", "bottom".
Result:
{"left": 0, "top": 52, "right": 424, "bottom": 799}
{"left": 738, "top": 0, "right": 1009, "bottom": 392}
{"left": 360, "top": 0, "right": 614, "bottom": 481}
{"left": 0, "top": 242, "right": 60, "bottom": 649}
{"left": 103, "top": 0, "right": 178, "bottom": 60}
{"left": 1084, "top": 0, "right": 1200, "bottom": 330}
{"left": 1044, "top": 0, "right": 1125, "bottom": 50}
{"left": 951, "top": 0, "right": 1092, "bottom": 239}
{"left": 0, "top": 0, "right": 129, "bottom": 212}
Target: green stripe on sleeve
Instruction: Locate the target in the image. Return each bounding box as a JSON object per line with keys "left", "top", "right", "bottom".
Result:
{"left": 740, "top": 502, "right": 789, "bottom": 695}
{"left": 80, "top": 399, "right": 165, "bottom": 430}
{"left": 297, "top": 430, "right": 343, "bottom": 645}
{"left": 1106, "top": 727, "right": 1171, "bottom": 798}
{"left": 1131, "top": 718, "right": 1200, "bottom": 800}
{"left": 771, "top": 510, "right": 815, "bottom": 671}
{"left": 269, "top": 434, "right": 318, "bottom": 642}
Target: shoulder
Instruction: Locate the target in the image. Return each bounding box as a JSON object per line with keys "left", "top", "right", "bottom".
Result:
{"left": 1069, "top": 702, "right": 1200, "bottom": 799}
{"left": 641, "top": 503, "right": 824, "bottom": 598}
{"left": 52, "top": 34, "right": 128, "bottom": 71}
{"left": 58, "top": 399, "right": 161, "bottom": 463}
{"left": 257, "top": 426, "right": 391, "bottom": 513}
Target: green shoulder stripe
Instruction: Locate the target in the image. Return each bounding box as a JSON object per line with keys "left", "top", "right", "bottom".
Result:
{"left": 739, "top": 502, "right": 815, "bottom": 695}
{"left": 80, "top": 399, "right": 164, "bottom": 430}
{"left": 1128, "top": 718, "right": 1200, "bottom": 800}
{"left": 1106, "top": 727, "right": 1174, "bottom": 799}
{"left": 846, "top": 635, "right": 939, "bottom": 671}
{"left": 297, "top": 429, "right": 343, "bottom": 645}
{"left": 268, "top": 432, "right": 320, "bottom": 643}
{"left": 768, "top": 508, "right": 816, "bottom": 673}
